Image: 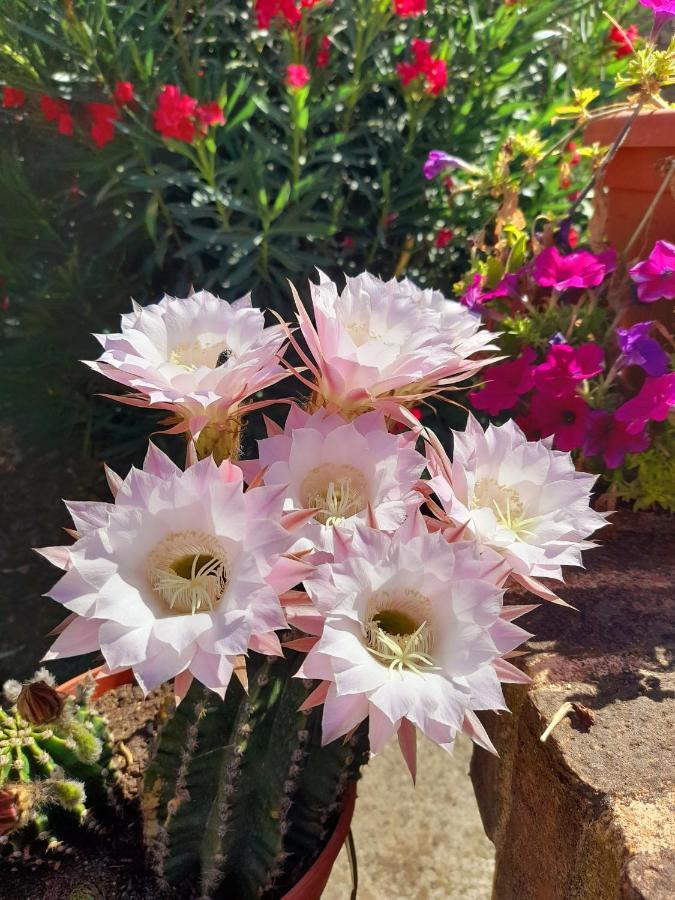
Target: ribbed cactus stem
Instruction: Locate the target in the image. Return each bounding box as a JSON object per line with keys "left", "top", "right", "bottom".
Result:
{"left": 143, "top": 651, "right": 370, "bottom": 899}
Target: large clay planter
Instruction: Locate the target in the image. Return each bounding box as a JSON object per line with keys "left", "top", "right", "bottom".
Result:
{"left": 584, "top": 107, "right": 675, "bottom": 262}
{"left": 58, "top": 668, "right": 355, "bottom": 900}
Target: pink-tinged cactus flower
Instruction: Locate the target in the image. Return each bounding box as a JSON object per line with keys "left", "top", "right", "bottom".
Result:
{"left": 615, "top": 373, "right": 675, "bottom": 434}
{"left": 583, "top": 410, "right": 651, "bottom": 469}
{"left": 628, "top": 240, "right": 675, "bottom": 303}
{"left": 297, "top": 522, "right": 531, "bottom": 778}
{"left": 533, "top": 246, "right": 617, "bottom": 291}
{"left": 470, "top": 347, "right": 537, "bottom": 416}
{"left": 425, "top": 415, "right": 605, "bottom": 602}
{"left": 290, "top": 271, "right": 497, "bottom": 416}
{"left": 86, "top": 291, "right": 288, "bottom": 438}
{"left": 244, "top": 407, "right": 425, "bottom": 552}
{"left": 40, "top": 445, "right": 303, "bottom": 698}
{"left": 533, "top": 343, "right": 605, "bottom": 398}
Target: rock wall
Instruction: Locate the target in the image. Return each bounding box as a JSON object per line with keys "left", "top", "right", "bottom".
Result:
{"left": 471, "top": 512, "right": 675, "bottom": 900}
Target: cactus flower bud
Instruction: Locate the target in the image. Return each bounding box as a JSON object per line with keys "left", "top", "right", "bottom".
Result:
{"left": 0, "top": 789, "right": 20, "bottom": 836}
{"left": 17, "top": 681, "right": 64, "bottom": 725}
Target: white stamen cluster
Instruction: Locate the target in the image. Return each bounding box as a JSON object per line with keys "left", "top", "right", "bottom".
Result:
{"left": 148, "top": 531, "right": 229, "bottom": 615}
{"left": 472, "top": 478, "right": 539, "bottom": 540}
{"left": 363, "top": 590, "right": 437, "bottom": 675}
{"left": 301, "top": 464, "right": 368, "bottom": 526}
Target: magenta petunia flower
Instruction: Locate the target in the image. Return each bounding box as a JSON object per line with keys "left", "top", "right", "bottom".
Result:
{"left": 459, "top": 273, "right": 486, "bottom": 311}
{"left": 584, "top": 410, "right": 651, "bottom": 469}
{"left": 615, "top": 373, "right": 675, "bottom": 435}
{"left": 628, "top": 240, "right": 675, "bottom": 303}
{"left": 423, "top": 150, "right": 473, "bottom": 180}
{"left": 527, "top": 390, "right": 591, "bottom": 451}
{"left": 533, "top": 343, "right": 604, "bottom": 398}
{"left": 617, "top": 321, "right": 668, "bottom": 377}
{"left": 469, "top": 347, "right": 537, "bottom": 416}
{"left": 638, "top": 0, "right": 675, "bottom": 27}
{"left": 533, "top": 246, "right": 617, "bottom": 292}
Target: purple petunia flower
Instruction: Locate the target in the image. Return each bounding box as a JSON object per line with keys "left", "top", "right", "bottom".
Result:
{"left": 534, "top": 246, "right": 617, "bottom": 292}
{"left": 459, "top": 273, "right": 486, "bottom": 311}
{"left": 628, "top": 240, "right": 675, "bottom": 303}
{"left": 423, "top": 150, "right": 473, "bottom": 180}
{"left": 617, "top": 321, "right": 669, "bottom": 377}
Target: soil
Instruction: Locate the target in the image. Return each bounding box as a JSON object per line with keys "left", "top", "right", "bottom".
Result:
{"left": 0, "top": 683, "right": 173, "bottom": 900}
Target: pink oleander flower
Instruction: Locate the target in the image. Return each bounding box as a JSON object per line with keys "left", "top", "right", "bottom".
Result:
{"left": 615, "top": 373, "right": 675, "bottom": 434}
{"left": 470, "top": 348, "right": 537, "bottom": 416}
{"left": 533, "top": 343, "right": 604, "bottom": 398}
{"left": 583, "top": 410, "right": 651, "bottom": 469}
{"left": 426, "top": 415, "right": 604, "bottom": 589}
{"left": 41, "top": 446, "right": 303, "bottom": 697}
{"left": 86, "top": 291, "right": 287, "bottom": 438}
{"left": 243, "top": 406, "right": 425, "bottom": 552}
{"left": 534, "top": 246, "right": 617, "bottom": 291}
{"left": 298, "top": 521, "right": 531, "bottom": 776}
{"left": 526, "top": 390, "right": 591, "bottom": 451}
{"left": 628, "top": 240, "right": 675, "bottom": 303}
{"left": 286, "top": 64, "right": 310, "bottom": 90}
{"left": 292, "top": 271, "right": 497, "bottom": 415}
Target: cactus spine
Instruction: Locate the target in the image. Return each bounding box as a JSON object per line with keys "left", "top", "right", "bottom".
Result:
{"left": 143, "top": 650, "right": 369, "bottom": 899}
{"left": 0, "top": 670, "right": 112, "bottom": 848}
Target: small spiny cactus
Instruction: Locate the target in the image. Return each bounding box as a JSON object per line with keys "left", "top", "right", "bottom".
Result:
{"left": 0, "top": 669, "right": 113, "bottom": 849}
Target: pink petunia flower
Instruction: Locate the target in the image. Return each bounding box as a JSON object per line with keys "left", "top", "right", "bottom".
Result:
{"left": 533, "top": 343, "right": 604, "bottom": 398}
{"left": 628, "top": 240, "right": 675, "bottom": 303}
{"left": 583, "top": 410, "right": 651, "bottom": 469}
{"left": 297, "top": 520, "right": 530, "bottom": 776}
{"left": 526, "top": 390, "right": 591, "bottom": 451}
{"left": 41, "top": 445, "right": 303, "bottom": 698}
{"left": 533, "top": 246, "right": 617, "bottom": 291}
{"left": 615, "top": 373, "right": 675, "bottom": 434}
{"left": 469, "top": 348, "right": 537, "bottom": 416}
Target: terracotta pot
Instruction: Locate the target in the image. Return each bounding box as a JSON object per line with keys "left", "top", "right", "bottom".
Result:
{"left": 584, "top": 108, "right": 675, "bottom": 264}
{"left": 58, "top": 667, "right": 355, "bottom": 900}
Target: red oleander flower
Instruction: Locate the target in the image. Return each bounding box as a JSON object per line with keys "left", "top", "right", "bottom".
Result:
{"left": 316, "top": 35, "right": 331, "bottom": 68}
{"left": 434, "top": 228, "right": 454, "bottom": 249}
{"left": 87, "top": 102, "right": 119, "bottom": 149}
{"left": 153, "top": 85, "right": 199, "bottom": 143}
{"left": 609, "top": 23, "right": 639, "bottom": 59}
{"left": 393, "top": 0, "right": 426, "bottom": 16}
{"left": 40, "top": 95, "right": 74, "bottom": 136}
{"left": 113, "top": 81, "right": 135, "bottom": 106}
{"left": 196, "top": 101, "right": 225, "bottom": 129}
{"left": 255, "top": 0, "right": 302, "bottom": 28}
{"left": 424, "top": 58, "right": 448, "bottom": 96}
{"left": 286, "top": 64, "right": 310, "bottom": 89}
{"left": 568, "top": 226, "right": 580, "bottom": 249}
{"left": 397, "top": 40, "right": 446, "bottom": 96}
{"left": 2, "top": 86, "right": 25, "bottom": 109}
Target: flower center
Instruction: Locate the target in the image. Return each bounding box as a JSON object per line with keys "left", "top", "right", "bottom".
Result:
{"left": 472, "top": 477, "right": 537, "bottom": 540}
{"left": 169, "top": 336, "right": 231, "bottom": 371}
{"left": 300, "top": 464, "right": 368, "bottom": 526}
{"left": 147, "top": 531, "right": 228, "bottom": 615}
{"left": 363, "top": 590, "right": 437, "bottom": 675}
{"left": 346, "top": 319, "right": 379, "bottom": 347}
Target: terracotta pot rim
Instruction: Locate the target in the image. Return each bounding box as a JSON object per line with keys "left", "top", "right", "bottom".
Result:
{"left": 57, "top": 666, "right": 356, "bottom": 900}
{"left": 584, "top": 106, "right": 675, "bottom": 148}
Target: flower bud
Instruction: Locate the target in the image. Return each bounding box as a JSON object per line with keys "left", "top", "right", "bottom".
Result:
{"left": 0, "top": 789, "right": 20, "bottom": 836}
{"left": 17, "top": 681, "right": 64, "bottom": 725}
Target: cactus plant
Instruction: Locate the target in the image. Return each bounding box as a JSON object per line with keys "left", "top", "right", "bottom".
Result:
{"left": 143, "top": 650, "right": 369, "bottom": 899}
{"left": 0, "top": 669, "right": 113, "bottom": 848}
